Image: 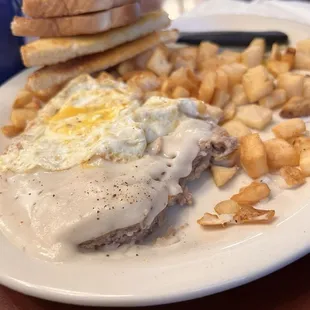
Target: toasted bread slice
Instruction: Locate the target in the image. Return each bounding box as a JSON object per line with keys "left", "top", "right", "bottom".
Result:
{"left": 26, "top": 30, "right": 179, "bottom": 93}
{"left": 12, "top": 3, "right": 144, "bottom": 37}
{"left": 22, "top": 0, "right": 162, "bottom": 18}
{"left": 21, "top": 11, "right": 170, "bottom": 67}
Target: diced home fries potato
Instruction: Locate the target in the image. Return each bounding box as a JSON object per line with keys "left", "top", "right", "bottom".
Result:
{"left": 242, "top": 65, "right": 274, "bottom": 102}
{"left": 241, "top": 45, "right": 264, "bottom": 68}
{"left": 117, "top": 60, "right": 136, "bottom": 77}
{"left": 13, "top": 89, "right": 34, "bottom": 109}
{"left": 281, "top": 47, "right": 296, "bottom": 69}
{"left": 233, "top": 205, "right": 275, "bottom": 224}
{"left": 161, "top": 79, "right": 174, "bottom": 97}
{"left": 177, "top": 46, "right": 198, "bottom": 60}
{"left": 277, "top": 73, "right": 304, "bottom": 99}
{"left": 212, "top": 149, "right": 240, "bottom": 168}
{"left": 173, "top": 55, "right": 196, "bottom": 71}
{"left": 259, "top": 88, "right": 287, "bottom": 109}
{"left": 294, "top": 39, "right": 310, "bottom": 70}
{"left": 303, "top": 77, "right": 310, "bottom": 99}
{"left": 147, "top": 46, "right": 172, "bottom": 76}
{"left": 221, "top": 63, "right": 247, "bottom": 89}
{"left": 236, "top": 104, "right": 273, "bottom": 130}
{"left": 266, "top": 60, "right": 290, "bottom": 77}
{"left": 264, "top": 138, "right": 299, "bottom": 170}
{"left": 279, "top": 166, "right": 305, "bottom": 187}
{"left": 24, "top": 100, "right": 40, "bottom": 110}
{"left": 215, "top": 200, "right": 241, "bottom": 215}
{"left": 127, "top": 71, "right": 161, "bottom": 93}
{"left": 300, "top": 149, "right": 310, "bottom": 176}
{"left": 231, "top": 84, "right": 249, "bottom": 106}
{"left": 134, "top": 49, "right": 155, "bottom": 70}
{"left": 198, "top": 71, "right": 216, "bottom": 103}
{"left": 218, "top": 50, "right": 241, "bottom": 64}
{"left": 269, "top": 43, "right": 281, "bottom": 61}
{"left": 289, "top": 136, "right": 310, "bottom": 154}
{"left": 272, "top": 118, "right": 306, "bottom": 140}
{"left": 240, "top": 134, "right": 269, "bottom": 178}
{"left": 221, "top": 102, "right": 236, "bottom": 123}
{"left": 211, "top": 89, "right": 230, "bottom": 108}
{"left": 97, "top": 71, "right": 116, "bottom": 82}
{"left": 222, "top": 120, "right": 251, "bottom": 138}
{"left": 231, "top": 181, "right": 271, "bottom": 206}
{"left": 199, "top": 57, "right": 222, "bottom": 72}
{"left": 197, "top": 213, "right": 228, "bottom": 226}
{"left": 211, "top": 165, "right": 238, "bottom": 187}
{"left": 11, "top": 109, "right": 38, "bottom": 129}
{"left": 1, "top": 125, "right": 23, "bottom": 138}
{"left": 205, "top": 104, "right": 224, "bottom": 122}
{"left": 215, "top": 69, "right": 229, "bottom": 91}
{"left": 197, "top": 41, "right": 219, "bottom": 64}
{"left": 280, "top": 97, "right": 310, "bottom": 118}
{"left": 171, "top": 86, "right": 190, "bottom": 99}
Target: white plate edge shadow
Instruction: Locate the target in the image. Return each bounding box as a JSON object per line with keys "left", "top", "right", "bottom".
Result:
{"left": 0, "top": 14, "right": 310, "bottom": 307}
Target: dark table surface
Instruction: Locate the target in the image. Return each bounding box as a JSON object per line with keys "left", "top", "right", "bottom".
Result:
{"left": 0, "top": 254, "right": 309, "bottom": 310}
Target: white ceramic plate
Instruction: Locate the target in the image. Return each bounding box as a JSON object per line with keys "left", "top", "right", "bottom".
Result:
{"left": 0, "top": 15, "right": 310, "bottom": 307}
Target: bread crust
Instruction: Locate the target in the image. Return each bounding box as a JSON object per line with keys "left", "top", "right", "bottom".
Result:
{"left": 12, "top": 3, "right": 141, "bottom": 37}
{"left": 21, "top": 11, "right": 170, "bottom": 67}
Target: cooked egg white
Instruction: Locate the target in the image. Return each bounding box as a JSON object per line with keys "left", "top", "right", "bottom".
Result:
{"left": 0, "top": 74, "right": 216, "bottom": 173}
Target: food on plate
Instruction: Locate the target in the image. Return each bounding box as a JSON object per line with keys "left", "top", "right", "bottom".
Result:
{"left": 230, "top": 182, "right": 271, "bottom": 206}
{"left": 242, "top": 65, "right": 274, "bottom": 103}
{"left": 280, "top": 97, "right": 310, "bottom": 118}
{"left": 1, "top": 126, "right": 22, "bottom": 138}
{"left": 240, "top": 134, "right": 269, "bottom": 179}
{"left": 289, "top": 136, "right": 310, "bottom": 153}
{"left": 264, "top": 138, "right": 299, "bottom": 170}
{"left": 211, "top": 165, "right": 238, "bottom": 187}
{"left": 294, "top": 39, "right": 310, "bottom": 70}
{"left": 211, "top": 150, "right": 240, "bottom": 168}
{"left": 21, "top": 11, "right": 170, "bottom": 67}
{"left": 277, "top": 73, "right": 304, "bottom": 99}
{"left": 214, "top": 200, "right": 240, "bottom": 215}
{"left": 12, "top": 1, "right": 162, "bottom": 37}
{"left": 279, "top": 166, "right": 305, "bottom": 187}
{"left": 0, "top": 74, "right": 237, "bottom": 259}
{"left": 146, "top": 44, "right": 172, "bottom": 76}
{"left": 10, "top": 109, "right": 38, "bottom": 129}
{"left": 221, "top": 120, "right": 251, "bottom": 138}
{"left": 300, "top": 149, "right": 310, "bottom": 176}
{"left": 235, "top": 104, "right": 273, "bottom": 130}
{"left": 231, "top": 84, "right": 249, "bottom": 106}
{"left": 272, "top": 118, "right": 306, "bottom": 140}
{"left": 258, "top": 88, "right": 287, "bottom": 109}
{"left": 241, "top": 38, "right": 265, "bottom": 68}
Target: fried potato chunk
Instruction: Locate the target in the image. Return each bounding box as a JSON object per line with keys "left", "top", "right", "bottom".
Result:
{"left": 289, "top": 136, "right": 310, "bottom": 154}
{"left": 258, "top": 89, "right": 287, "bottom": 109}
{"left": 13, "top": 89, "right": 34, "bottom": 109}
{"left": 233, "top": 205, "right": 275, "bottom": 224}
{"left": 277, "top": 73, "right": 304, "bottom": 99}
{"left": 211, "top": 165, "right": 238, "bottom": 187}
{"left": 1, "top": 125, "right": 23, "bottom": 138}
{"left": 264, "top": 138, "right": 299, "bottom": 170}
{"left": 279, "top": 166, "right": 306, "bottom": 187}
{"left": 280, "top": 97, "right": 310, "bottom": 118}
{"left": 222, "top": 120, "right": 251, "bottom": 138}
{"left": 231, "top": 182, "right": 271, "bottom": 206}
{"left": 197, "top": 213, "right": 228, "bottom": 226}
{"left": 231, "top": 84, "right": 249, "bottom": 106}
{"left": 147, "top": 46, "right": 172, "bottom": 76}
{"left": 212, "top": 150, "right": 240, "bottom": 168}
{"left": 272, "top": 118, "right": 306, "bottom": 140}
{"left": 215, "top": 200, "right": 241, "bottom": 215}
{"left": 300, "top": 149, "right": 310, "bottom": 176}
{"left": 240, "top": 134, "right": 269, "bottom": 178}
{"left": 11, "top": 109, "right": 38, "bottom": 129}
{"left": 236, "top": 104, "right": 273, "bottom": 130}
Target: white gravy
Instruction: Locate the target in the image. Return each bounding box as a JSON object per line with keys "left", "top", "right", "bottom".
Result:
{"left": 0, "top": 119, "right": 217, "bottom": 261}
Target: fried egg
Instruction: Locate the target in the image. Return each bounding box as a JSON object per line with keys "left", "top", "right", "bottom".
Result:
{"left": 0, "top": 74, "right": 219, "bottom": 173}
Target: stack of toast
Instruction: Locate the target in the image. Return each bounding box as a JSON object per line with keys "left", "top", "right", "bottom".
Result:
{"left": 11, "top": 0, "right": 178, "bottom": 98}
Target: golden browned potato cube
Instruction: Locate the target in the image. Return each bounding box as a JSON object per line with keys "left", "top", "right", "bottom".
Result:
{"left": 173, "top": 55, "right": 196, "bottom": 71}
{"left": 171, "top": 86, "right": 190, "bottom": 99}
{"left": 236, "top": 104, "right": 273, "bottom": 130}
{"left": 269, "top": 43, "right": 281, "bottom": 61}
{"left": 11, "top": 109, "right": 38, "bottom": 129}
{"left": 300, "top": 149, "right": 310, "bottom": 176}
{"left": 240, "top": 134, "right": 269, "bottom": 178}
{"left": 279, "top": 166, "right": 306, "bottom": 187}
{"left": 117, "top": 60, "right": 136, "bottom": 77}
{"left": 259, "top": 89, "right": 287, "bottom": 109}
{"left": 197, "top": 41, "right": 219, "bottom": 64}
{"left": 221, "top": 63, "right": 247, "bottom": 89}
{"left": 294, "top": 39, "right": 310, "bottom": 70}
{"left": 303, "top": 77, "right": 310, "bottom": 99}
{"left": 231, "top": 181, "right": 270, "bottom": 206}
{"left": 205, "top": 104, "right": 224, "bottom": 122}
{"left": 212, "top": 149, "right": 240, "bottom": 168}
{"left": 266, "top": 60, "right": 290, "bottom": 77}
{"left": 147, "top": 47, "right": 172, "bottom": 76}
{"left": 218, "top": 50, "right": 241, "bottom": 64}
{"left": 211, "top": 89, "right": 230, "bottom": 108}
{"left": 280, "top": 97, "right": 310, "bottom": 118}
{"left": 215, "top": 69, "right": 229, "bottom": 91}
{"left": 289, "top": 136, "right": 310, "bottom": 154}
{"left": 215, "top": 200, "right": 241, "bottom": 215}
{"left": 272, "top": 118, "right": 306, "bottom": 140}
{"left": 127, "top": 71, "right": 161, "bottom": 93}
{"left": 222, "top": 120, "right": 251, "bottom": 138}
{"left": 13, "top": 89, "right": 34, "bottom": 109}
{"left": 231, "top": 84, "right": 249, "bottom": 106}
{"left": 233, "top": 205, "right": 275, "bottom": 224}
{"left": 281, "top": 47, "right": 296, "bottom": 69}
{"left": 198, "top": 71, "right": 216, "bottom": 103}
{"left": 277, "top": 73, "right": 304, "bottom": 99}
{"left": 197, "top": 213, "right": 227, "bottom": 226}
{"left": 221, "top": 102, "right": 236, "bottom": 124}
{"left": 211, "top": 165, "right": 238, "bottom": 187}
{"left": 241, "top": 45, "right": 264, "bottom": 68}
{"left": 264, "top": 138, "right": 299, "bottom": 170}
{"left": 242, "top": 65, "right": 274, "bottom": 102}
{"left": 1, "top": 125, "right": 23, "bottom": 138}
